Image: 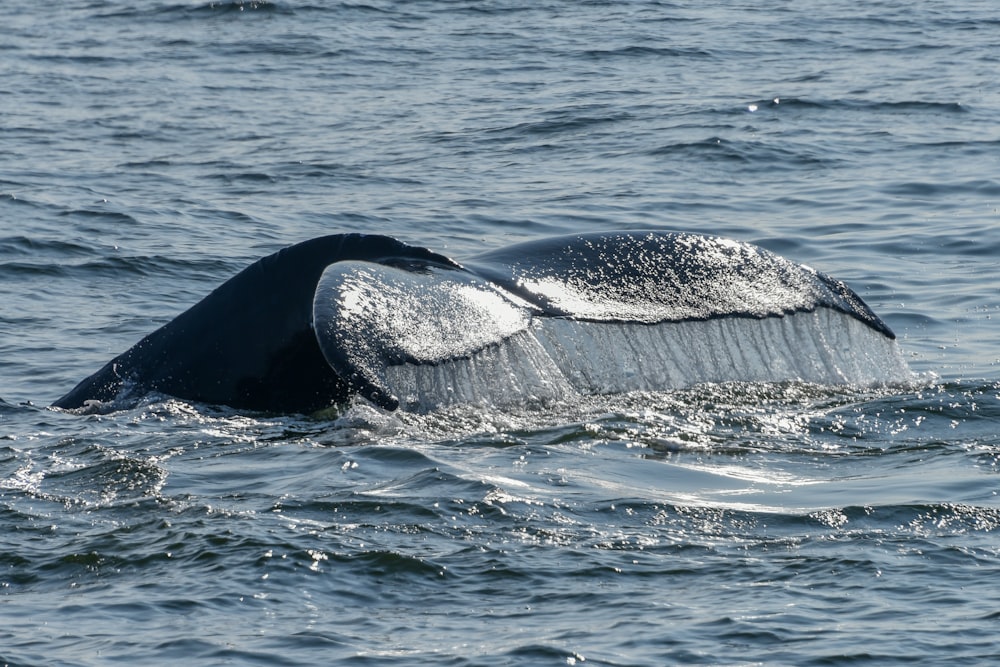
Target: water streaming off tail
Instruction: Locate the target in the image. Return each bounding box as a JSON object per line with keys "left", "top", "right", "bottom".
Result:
{"left": 383, "top": 309, "right": 915, "bottom": 411}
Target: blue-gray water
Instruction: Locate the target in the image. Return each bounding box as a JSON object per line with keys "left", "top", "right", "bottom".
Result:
{"left": 2, "top": 1, "right": 1000, "bottom": 665}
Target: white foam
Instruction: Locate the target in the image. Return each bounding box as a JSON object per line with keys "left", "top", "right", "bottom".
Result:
{"left": 382, "top": 310, "right": 915, "bottom": 411}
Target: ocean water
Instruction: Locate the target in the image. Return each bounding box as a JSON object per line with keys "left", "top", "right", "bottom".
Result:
{"left": 2, "top": 0, "right": 999, "bottom": 664}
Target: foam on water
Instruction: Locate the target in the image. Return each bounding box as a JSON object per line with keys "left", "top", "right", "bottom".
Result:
{"left": 385, "top": 309, "right": 915, "bottom": 411}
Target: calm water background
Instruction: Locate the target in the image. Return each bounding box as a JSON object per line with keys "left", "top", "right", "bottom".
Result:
{"left": 2, "top": 1, "right": 1000, "bottom": 665}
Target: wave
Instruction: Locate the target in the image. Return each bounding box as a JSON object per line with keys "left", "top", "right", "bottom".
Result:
{"left": 94, "top": 1, "right": 296, "bottom": 21}
{"left": 646, "top": 136, "right": 837, "bottom": 168}
{"left": 881, "top": 179, "right": 1000, "bottom": 198}
{"left": 741, "top": 97, "right": 969, "bottom": 115}
{"left": 485, "top": 109, "right": 635, "bottom": 140}
{"left": 0, "top": 235, "right": 93, "bottom": 259}
{"left": 581, "top": 45, "right": 713, "bottom": 59}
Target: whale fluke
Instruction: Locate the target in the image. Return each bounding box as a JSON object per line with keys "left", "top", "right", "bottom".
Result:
{"left": 54, "top": 231, "right": 910, "bottom": 414}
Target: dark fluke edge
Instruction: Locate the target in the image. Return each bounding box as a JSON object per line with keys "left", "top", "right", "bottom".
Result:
{"left": 53, "top": 231, "right": 900, "bottom": 414}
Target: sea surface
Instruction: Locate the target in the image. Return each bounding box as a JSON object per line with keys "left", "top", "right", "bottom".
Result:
{"left": 2, "top": 1, "right": 1000, "bottom": 665}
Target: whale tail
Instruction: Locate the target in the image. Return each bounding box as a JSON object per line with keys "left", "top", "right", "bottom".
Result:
{"left": 311, "top": 231, "right": 910, "bottom": 412}
{"left": 55, "top": 231, "right": 910, "bottom": 414}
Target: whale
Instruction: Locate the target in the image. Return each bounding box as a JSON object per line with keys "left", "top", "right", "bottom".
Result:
{"left": 53, "top": 230, "right": 911, "bottom": 414}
